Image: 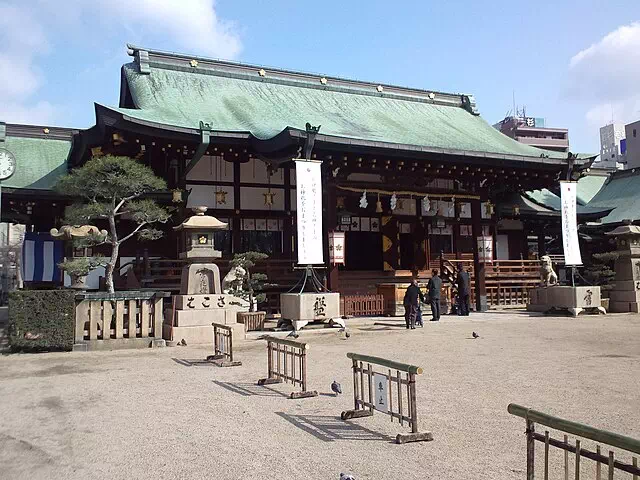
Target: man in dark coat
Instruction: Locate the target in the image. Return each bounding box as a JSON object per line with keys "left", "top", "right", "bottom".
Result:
{"left": 403, "top": 277, "right": 424, "bottom": 330}
{"left": 456, "top": 263, "right": 471, "bottom": 316}
{"left": 427, "top": 269, "right": 442, "bottom": 321}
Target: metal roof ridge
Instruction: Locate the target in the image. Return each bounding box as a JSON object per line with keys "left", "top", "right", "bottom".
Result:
{"left": 3, "top": 123, "right": 78, "bottom": 141}
{"left": 125, "top": 43, "right": 472, "bottom": 108}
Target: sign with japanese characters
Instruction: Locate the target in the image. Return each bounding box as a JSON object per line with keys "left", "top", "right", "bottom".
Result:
{"left": 328, "top": 231, "right": 345, "bottom": 265}
{"left": 295, "top": 160, "right": 324, "bottom": 265}
{"left": 373, "top": 373, "right": 388, "bottom": 413}
{"left": 477, "top": 236, "right": 494, "bottom": 263}
{"left": 560, "top": 181, "right": 583, "bottom": 266}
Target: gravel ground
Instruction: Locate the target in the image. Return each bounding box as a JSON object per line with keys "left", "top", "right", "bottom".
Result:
{"left": 1, "top": 311, "right": 639, "bottom": 480}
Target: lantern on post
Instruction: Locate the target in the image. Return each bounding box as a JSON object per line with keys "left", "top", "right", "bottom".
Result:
{"left": 328, "top": 231, "right": 346, "bottom": 265}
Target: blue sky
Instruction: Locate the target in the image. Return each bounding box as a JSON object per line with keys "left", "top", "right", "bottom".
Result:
{"left": 1, "top": 0, "right": 639, "bottom": 153}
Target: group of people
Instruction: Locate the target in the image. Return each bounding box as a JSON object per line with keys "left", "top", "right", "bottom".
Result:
{"left": 403, "top": 264, "right": 471, "bottom": 329}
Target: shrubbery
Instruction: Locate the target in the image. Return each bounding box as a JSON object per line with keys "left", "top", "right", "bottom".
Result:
{"left": 8, "top": 290, "right": 76, "bottom": 352}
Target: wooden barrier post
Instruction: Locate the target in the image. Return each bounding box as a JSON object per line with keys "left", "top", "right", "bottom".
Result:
{"left": 508, "top": 404, "right": 640, "bottom": 479}
{"left": 207, "top": 322, "right": 241, "bottom": 367}
{"left": 257, "top": 336, "right": 318, "bottom": 399}
{"left": 341, "top": 352, "right": 433, "bottom": 444}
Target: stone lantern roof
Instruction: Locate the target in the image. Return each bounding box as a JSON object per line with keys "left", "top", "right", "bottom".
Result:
{"left": 173, "top": 206, "right": 228, "bottom": 231}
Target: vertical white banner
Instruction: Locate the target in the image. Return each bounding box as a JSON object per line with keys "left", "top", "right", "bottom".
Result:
{"left": 295, "top": 160, "right": 324, "bottom": 265}
{"left": 560, "top": 181, "right": 583, "bottom": 266}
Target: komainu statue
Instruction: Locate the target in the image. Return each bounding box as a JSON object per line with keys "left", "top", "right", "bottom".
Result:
{"left": 540, "top": 255, "right": 558, "bottom": 286}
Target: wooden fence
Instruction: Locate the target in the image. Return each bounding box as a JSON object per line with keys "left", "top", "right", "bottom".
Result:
{"left": 257, "top": 336, "right": 318, "bottom": 399}
{"left": 206, "top": 322, "right": 241, "bottom": 367}
{"left": 508, "top": 404, "right": 640, "bottom": 479}
{"left": 75, "top": 292, "right": 166, "bottom": 344}
{"left": 341, "top": 352, "right": 433, "bottom": 444}
{"left": 341, "top": 294, "right": 385, "bottom": 317}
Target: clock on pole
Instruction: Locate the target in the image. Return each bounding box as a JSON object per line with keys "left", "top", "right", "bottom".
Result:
{"left": 0, "top": 148, "right": 17, "bottom": 225}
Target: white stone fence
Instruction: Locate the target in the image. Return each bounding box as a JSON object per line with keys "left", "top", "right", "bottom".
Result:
{"left": 74, "top": 291, "right": 169, "bottom": 349}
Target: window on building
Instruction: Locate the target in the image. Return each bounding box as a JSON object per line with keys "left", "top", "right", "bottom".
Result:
{"left": 240, "top": 218, "right": 283, "bottom": 256}
{"left": 634, "top": 129, "right": 637, "bottom": 138}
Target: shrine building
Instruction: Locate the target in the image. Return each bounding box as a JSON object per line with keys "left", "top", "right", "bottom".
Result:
{"left": 1, "top": 44, "right": 612, "bottom": 311}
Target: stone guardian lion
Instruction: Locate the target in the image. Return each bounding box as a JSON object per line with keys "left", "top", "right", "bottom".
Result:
{"left": 540, "top": 255, "right": 558, "bottom": 286}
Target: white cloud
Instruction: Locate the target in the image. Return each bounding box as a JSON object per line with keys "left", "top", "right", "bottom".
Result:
{"left": 567, "top": 23, "right": 640, "bottom": 128}
{"left": 0, "top": 0, "right": 241, "bottom": 125}
{"left": 94, "top": 0, "right": 242, "bottom": 59}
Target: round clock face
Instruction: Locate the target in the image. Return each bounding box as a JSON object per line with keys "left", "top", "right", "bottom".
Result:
{"left": 0, "top": 148, "right": 16, "bottom": 181}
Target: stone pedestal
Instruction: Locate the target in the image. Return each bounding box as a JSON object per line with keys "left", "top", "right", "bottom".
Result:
{"left": 280, "top": 292, "right": 341, "bottom": 330}
{"left": 528, "top": 285, "right": 605, "bottom": 316}
{"left": 606, "top": 225, "right": 640, "bottom": 313}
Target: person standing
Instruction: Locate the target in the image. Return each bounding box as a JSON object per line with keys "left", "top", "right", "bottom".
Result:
{"left": 427, "top": 269, "right": 442, "bottom": 321}
{"left": 403, "top": 277, "right": 424, "bottom": 329}
{"left": 456, "top": 263, "right": 471, "bottom": 316}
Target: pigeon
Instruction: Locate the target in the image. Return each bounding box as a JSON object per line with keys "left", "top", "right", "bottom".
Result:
{"left": 331, "top": 380, "right": 342, "bottom": 396}
{"left": 339, "top": 327, "right": 351, "bottom": 339}
{"left": 287, "top": 330, "right": 299, "bottom": 339}
{"left": 340, "top": 474, "right": 355, "bottom": 480}
{"left": 179, "top": 338, "right": 187, "bottom": 346}
{"left": 472, "top": 332, "right": 480, "bottom": 339}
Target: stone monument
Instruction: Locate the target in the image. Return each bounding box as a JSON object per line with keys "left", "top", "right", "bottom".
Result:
{"left": 607, "top": 224, "right": 640, "bottom": 313}
{"left": 164, "top": 207, "right": 248, "bottom": 344}
{"left": 528, "top": 256, "right": 605, "bottom": 316}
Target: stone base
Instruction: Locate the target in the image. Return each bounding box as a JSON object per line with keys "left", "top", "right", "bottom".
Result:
{"left": 528, "top": 286, "right": 604, "bottom": 316}
{"left": 163, "top": 322, "right": 245, "bottom": 345}
{"left": 609, "top": 301, "right": 640, "bottom": 313}
{"left": 280, "top": 292, "right": 341, "bottom": 328}
{"left": 174, "top": 309, "right": 236, "bottom": 327}
{"left": 73, "top": 337, "right": 164, "bottom": 351}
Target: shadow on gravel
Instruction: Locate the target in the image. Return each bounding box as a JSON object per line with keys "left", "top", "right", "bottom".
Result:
{"left": 171, "top": 358, "right": 214, "bottom": 367}
{"left": 276, "top": 412, "right": 393, "bottom": 442}
{"left": 213, "top": 380, "right": 290, "bottom": 398}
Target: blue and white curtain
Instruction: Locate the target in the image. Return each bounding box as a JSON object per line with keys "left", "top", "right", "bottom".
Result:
{"left": 22, "top": 232, "right": 63, "bottom": 283}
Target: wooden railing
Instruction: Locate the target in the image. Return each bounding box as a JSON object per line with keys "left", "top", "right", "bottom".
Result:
{"left": 340, "top": 352, "right": 433, "bottom": 444}
{"left": 207, "top": 322, "right": 241, "bottom": 367}
{"left": 75, "top": 292, "right": 167, "bottom": 345}
{"left": 508, "top": 404, "right": 640, "bottom": 479}
{"left": 257, "top": 336, "right": 318, "bottom": 399}
{"left": 341, "top": 294, "right": 384, "bottom": 317}
{"left": 486, "top": 260, "right": 540, "bottom": 309}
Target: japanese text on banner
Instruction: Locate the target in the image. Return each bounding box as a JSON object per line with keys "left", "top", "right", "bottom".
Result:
{"left": 295, "top": 160, "right": 324, "bottom": 265}
{"left": 560, "top": 181, "right": 582, "bottom": 266}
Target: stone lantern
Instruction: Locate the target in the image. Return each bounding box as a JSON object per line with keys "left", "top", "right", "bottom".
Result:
{"left": 166, "top": 206, "right": 246, "bottom": 346}
{"left": 173, "top": 206, "right": 227, "bottom": 295}
{"left": 607, "top": 223, "right": 640, "bottom": 312}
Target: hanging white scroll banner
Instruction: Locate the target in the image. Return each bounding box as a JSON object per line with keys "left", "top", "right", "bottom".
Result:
{"left": 295, "top": 160, "right": 324, "bottom": 265}
{"left": 560, "top": 181, "right": 582, "bottom": 266}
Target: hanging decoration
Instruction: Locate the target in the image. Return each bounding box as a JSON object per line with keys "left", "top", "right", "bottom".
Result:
{"left": 335, "top": 185, "right": 480, "bottom": 200}
{"left": 215, "top": 190, "right": 227, "bottom": 204}
{"left": 448, "top": 197, "right": 455, "bottom": 217}
{"left": 513, "top": 205, "right": 521, "bottom": 217}
{"left": 422, "top": 195, "right": 431, "bottom": 212}
{"left": 263, "top": 191, "right": 276, "bottom": 206}
{"left": 390, "top": 193, "right": 397, "bottom": 210}
{"left": 359, "top": 190, "right": 368, "bottom": 209}
{"left": 485, "top": 201, "right": 495, "bottom": 216}
{"left": 376, "top": 194, "right": 383, "bottom": 213}
{"left": 336, "top": 196, "right": 346, "bottom": 209}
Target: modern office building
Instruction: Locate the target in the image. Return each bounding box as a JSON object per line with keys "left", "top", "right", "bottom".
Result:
{"left": 494, "top": 116, "right": 569, "bottom": 153}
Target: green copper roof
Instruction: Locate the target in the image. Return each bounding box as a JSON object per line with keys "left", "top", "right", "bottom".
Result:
{"left": 575, "top": 175, "right": 607, "bottom": 204}
{"left": 106, "top": 54, "right": 572, "bottom": 161}
{"left": 2, "top": 134, "right": 71, "bottom": 190}
{"left": 525, "top": 175, "right": 608, "bottom": 209}
{"left": 587, "top": 172, "right": 640, "bottom": 225}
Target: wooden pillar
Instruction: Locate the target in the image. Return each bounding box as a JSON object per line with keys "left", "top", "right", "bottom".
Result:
{"left": 232, "top": 161, "right": 241, "bottom": 254}
{"left": 537, "top": 230, "right": 546, "bottom": 257}
{"left": 471, "top": 200, "right": 488, "bottom": 312}
{"left": 283, "top": 164, "right": 293, "bottom": 258}
{"left": 453, "top": 222, "right": 461, "bottom": 260}
{"left": 326, "top": 182, "right": 339, "bottom": 291}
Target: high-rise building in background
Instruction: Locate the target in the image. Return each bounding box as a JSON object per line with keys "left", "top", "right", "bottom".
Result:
{"left": 596, "top": 123, "right": 626, "bottom": 170}
{"left": 624, "top": 120, "right": 640, "bottom": 170}
{"left": 493, "top": 115, "right": 569, "bottom": 152}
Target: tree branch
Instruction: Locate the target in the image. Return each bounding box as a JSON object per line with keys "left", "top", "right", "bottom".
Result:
{"left": 120, "top": 222, "right": 147, "bottom": 244}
